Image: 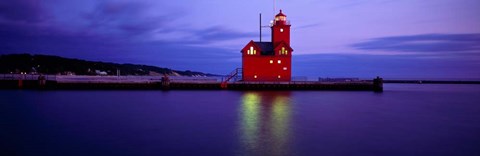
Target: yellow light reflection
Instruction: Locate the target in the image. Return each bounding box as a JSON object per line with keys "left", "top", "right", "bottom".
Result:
{"left": 239, "top": 92, "right": 292, "bottom": 156}
{"left": 241, "top": 92, "right": 261, "bottom": 151}
{"left": 271, "top": 96, "right": 291, "bottom": 156}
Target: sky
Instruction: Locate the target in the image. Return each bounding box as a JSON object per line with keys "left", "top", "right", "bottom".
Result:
{"left": 1, "top": 0, "right": 479, "bottom": 79}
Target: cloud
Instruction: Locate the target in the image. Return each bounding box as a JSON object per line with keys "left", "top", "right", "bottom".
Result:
{"left": 0, "top": 0, "right": 48, "bottom": 23}
{"left": 0, "top": 0, "right": 252, "bottom": 48}
{"left": 79, "top": 1, "right": 254, "bottom": 45}
{"left": 198, "top": 26, "right": 255, "bottom": 41}
{"left": 82, "top": 1, "right": 185, "bottom": 38}
{"left": 0, "top": 0, "right": 250, "bottom": 75}
{"left": 294, "top": 23, "right": 323, "bottom": 30}
{"left": 351, "top": 33, "right": 480, "bottom": 53}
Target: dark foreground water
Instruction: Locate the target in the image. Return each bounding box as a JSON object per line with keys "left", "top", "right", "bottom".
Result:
{"left": 1, "top": 84, "right": 480, "bottom": 156}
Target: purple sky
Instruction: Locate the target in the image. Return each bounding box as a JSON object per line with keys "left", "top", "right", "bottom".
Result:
{"left": 1, "top": 0, "right": 479, "bottom": 79}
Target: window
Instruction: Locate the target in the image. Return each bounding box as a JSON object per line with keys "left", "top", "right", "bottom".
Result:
{"left": 247, "top": 46, "right": 256, "bottom": 55}
{"left": 254, "top": 75, "right": 257, "bottom": 79}
{"left": 269, "top": 60, "right": 273, "bottom": 64}
{"left": 276, "top": 16, "right": 286, "bottom": 21}
{"left": 279, "top": 47, "right": 288, "bottom": 55}
{"left": 277, "top": 60, "right": 281, "bottom": 64}
{"left": 280, "top": 28, "right": 284, "bottom": 32}
{"left": 283, "top": 67, "right": 287, "bottom": 70}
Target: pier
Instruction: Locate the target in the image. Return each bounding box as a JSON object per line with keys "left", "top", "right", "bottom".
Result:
{"left": 0, "top": 74, "right": 383, "bottom": 92}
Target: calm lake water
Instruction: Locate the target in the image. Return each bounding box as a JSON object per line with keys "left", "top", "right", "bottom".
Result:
{"left": 1, "top": 84, "right": 480, "bottom": 156}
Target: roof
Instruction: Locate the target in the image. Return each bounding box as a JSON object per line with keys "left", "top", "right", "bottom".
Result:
{"left": 253, "top": 42, "right": 274, "bottom": 55}
{"left": 276, "top": 10, "right": 286, "bottom": 17}
{"left": 242, "top": 40, "right": 293, "bottom": 55}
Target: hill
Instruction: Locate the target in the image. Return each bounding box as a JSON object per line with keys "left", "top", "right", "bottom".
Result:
{"left": 0, "top": 54, "right": 217, "bottom": 76}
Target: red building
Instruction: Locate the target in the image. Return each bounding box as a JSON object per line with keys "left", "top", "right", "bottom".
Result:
{"left": 241, "top": 10, "right": 293, "bottom": 82}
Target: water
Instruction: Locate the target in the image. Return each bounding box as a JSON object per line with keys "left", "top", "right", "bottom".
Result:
{"left": 1, "top": 84, "right": 480, "bottom": 156}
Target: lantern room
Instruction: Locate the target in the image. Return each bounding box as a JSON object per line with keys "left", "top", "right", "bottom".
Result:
{"left": 274, "top": 10, "right": 288, "bottom": 25}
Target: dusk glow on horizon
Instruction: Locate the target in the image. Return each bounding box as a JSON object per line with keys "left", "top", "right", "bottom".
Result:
{"left": 1, "top": 0, "right": 479, "bottom": 78}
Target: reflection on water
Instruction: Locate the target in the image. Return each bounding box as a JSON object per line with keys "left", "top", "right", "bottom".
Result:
{"left": 239, "top": 92, "right": 292, "bottom": 156}
{"left": 3, "top": 85, "right": 480, "bottom": 156}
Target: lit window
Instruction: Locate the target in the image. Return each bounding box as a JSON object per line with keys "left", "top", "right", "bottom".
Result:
{"left": 280, "top": 28, "right": 284, "bottom": 32}
{"left": 248, "top": 46, "right": 256, "bottom": 55}
{"left": 277, "top": 60, "right": 281, "bottom": 64}
{"left": 279, "top": 47, "right": 287, "bottom": 55}
{"left": 283, "top": 67, "right": 287, "bottom": 70}
{"left": 278, "top": 75, "right": 281, "bottom": 79}
{"left": 254, "top": 75, "right": 257, "bottom": 79}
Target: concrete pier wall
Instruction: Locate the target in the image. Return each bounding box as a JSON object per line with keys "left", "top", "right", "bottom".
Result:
{"left": 0, "top": 80, "right": 381, "bottom": 92}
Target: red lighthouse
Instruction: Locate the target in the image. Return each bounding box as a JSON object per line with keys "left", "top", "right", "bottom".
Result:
{"left": 241, "top": 10, "right": 293, "bottom": 82}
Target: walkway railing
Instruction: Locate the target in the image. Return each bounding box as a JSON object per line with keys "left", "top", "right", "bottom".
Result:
{"left": 221, "top": 68, "right": 242, "bottom": 88}
{"left": 0, "top": 74, "right": 57, "bottom": 80}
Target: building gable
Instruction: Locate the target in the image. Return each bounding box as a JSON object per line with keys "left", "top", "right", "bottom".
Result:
{"left": 273, "top": 41, "right": 293, "bottom": 55}
{"left": 241, "top": 40, "right": 261, "bottom": 54}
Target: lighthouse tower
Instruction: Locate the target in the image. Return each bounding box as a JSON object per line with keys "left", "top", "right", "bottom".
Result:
{"left": 272, "top": 10, "right": 291, "bottom": 47}
{"left": 241, "top": 10, "right": 293, "bottom": 82}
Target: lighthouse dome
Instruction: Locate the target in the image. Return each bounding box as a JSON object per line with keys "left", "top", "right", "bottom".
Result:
{"left": 274, "top": 10, "right": 288, "bottom": 25}
{"left": 275, "top": 9, "right": 287, "bottom": 18}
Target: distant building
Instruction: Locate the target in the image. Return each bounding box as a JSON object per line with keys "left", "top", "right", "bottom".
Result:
{"left": 95, "top": 70, "right": 108, "bottom": 76}
{"left": 241, "top": 10, "right": 293, "bottom": 82}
